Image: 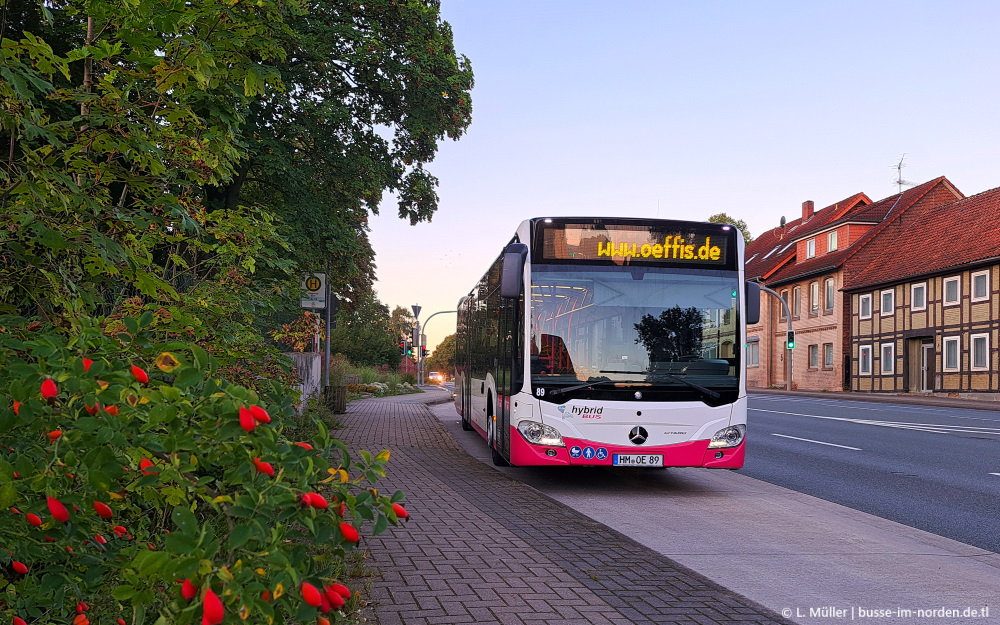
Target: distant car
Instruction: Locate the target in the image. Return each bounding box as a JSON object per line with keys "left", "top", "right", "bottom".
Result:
{"left": 428, "top": 371, "right": 443, "bottom": 384}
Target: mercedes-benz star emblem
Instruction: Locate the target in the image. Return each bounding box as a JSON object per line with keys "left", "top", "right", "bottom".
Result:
{"left": 629, "top": 426, "right": 648, "bottom": 445}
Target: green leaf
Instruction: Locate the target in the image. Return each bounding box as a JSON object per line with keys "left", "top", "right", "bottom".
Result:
{"left": 172, "top": 505, "right": 198, "bottom": 536}
{"left": 0, "top": 482, "right": 16, "bottom": 509}
{"left": 112, "top": 585, "right": 136, "bottom": 601}
{"left": 227, "top": 524, "right": 254, "bottom": 549}
{"left": 373, "top": 513, "right": 388, "bottom": 536}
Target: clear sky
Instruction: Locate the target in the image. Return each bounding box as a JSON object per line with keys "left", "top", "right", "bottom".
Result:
{"left": 369, "top": 0, "right": 1000, "bottom": 353}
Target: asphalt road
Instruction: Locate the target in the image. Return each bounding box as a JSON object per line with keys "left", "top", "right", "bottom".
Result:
{"left": 743, "top": 393, "right": 1000, "bottom": 553}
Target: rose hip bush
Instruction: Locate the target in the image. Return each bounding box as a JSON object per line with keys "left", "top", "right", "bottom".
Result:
{"left": 0, "top": 315, "right": 408, "bottom": 624}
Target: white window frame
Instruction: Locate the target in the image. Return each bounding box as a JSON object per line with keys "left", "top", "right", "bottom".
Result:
{"left": 943, "top": 336, "right": 961, "bottom": 372}
{"left": 880, "top": 289, "right": 895, "bottom": 317}
{"left": 825, "top": 278, "right": 835, "bottom": 312}
{"left": 971, "top": 270, "right": 989, "bottom": 303}
{"left": 971, "top": 333, "right": 989, "bottom": 371}
{"left": 881, "top": 343, "right": 895, "bottom": 374}
{"left": 747, "top": 341, "right": 760, "bottom": 367}
{"left": 810, "top": 282, "right": 819, "bottom": 315}
{"left": 779, "top": 290, "right": 789, "bottom": 320}
{"left": 859, "top": 345, "right": 872, "bottom": 375}
{"left": 808, "top": 344, "right": 819, "bottom": 368}
{"left": 792, "top": 286, "right": 801, "bottom": 318}
{"left": 943, "top": 276, "right": 960, "bottom": 306}
{"left": 859, "top": 294, "right": 872, "bottom": 319}
{"left": 823, "top": 343, "right": 834, "bottom": 368}
{"left": 911, "top": 282, "right": 927, "bottom": 312}
{"left": 806, "top": 238, "right": 816, "bottom": 259}
{"left": 827, "top": 230, "right": 838, "bottom": 252}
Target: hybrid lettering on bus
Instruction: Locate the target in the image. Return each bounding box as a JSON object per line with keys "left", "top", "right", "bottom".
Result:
{"left": 454, "top": 217, "right": 760, "bottom": 468}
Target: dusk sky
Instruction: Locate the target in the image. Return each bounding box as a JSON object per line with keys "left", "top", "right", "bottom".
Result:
{"left": 368, "top": 1, "right": 1000, "bottom": 353}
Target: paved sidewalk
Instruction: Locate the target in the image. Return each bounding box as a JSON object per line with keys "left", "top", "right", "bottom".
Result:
{"left": 336, "top": 392, "right": 794, "bottom": 625}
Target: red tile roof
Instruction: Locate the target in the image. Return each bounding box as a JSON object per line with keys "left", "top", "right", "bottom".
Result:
{"left": 766, "top": 177, "right": 962, "bottom": 286}
{"left": 844, "top": 184, "right": 999, "bottom": 291}
{"left": 745, "top": 193, "right": 870, "bottom": 281}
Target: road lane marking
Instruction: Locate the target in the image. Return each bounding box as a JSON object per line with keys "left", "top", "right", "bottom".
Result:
{"left": 770, "top": 434, "right": 862, "bottom": 450}
{"left": 750, "top": 408, "right": 1000, "bottom": 438}
{"left": 990, "top": 473, "right": 1000, "bottom": 477}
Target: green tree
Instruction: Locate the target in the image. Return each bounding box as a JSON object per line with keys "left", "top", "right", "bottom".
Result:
{"left": 424, "top": 332, "right": 456, "bottom": 378}
{"left": 707, "top": 213, "right": 753, "bottom": 245}
{"left": 329, "top": 291, "right": 400, "bottom": 367}
{"left": 390, "top": 306, "right": 416, "bottom": 344}
{"left": 213, "top": 0, "right": 475, "bottom": 299}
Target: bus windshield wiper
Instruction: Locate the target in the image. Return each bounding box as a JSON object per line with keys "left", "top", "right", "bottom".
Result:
{"left": 548, "top": 377, "right": 619, "bottom": 396}
{"left": 643, "top": 371, "right": 720, "bottom": 399}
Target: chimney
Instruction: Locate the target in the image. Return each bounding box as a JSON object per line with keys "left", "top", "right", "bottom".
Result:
{"left": 802, "top": 200, "right": 814, "bottom": 221}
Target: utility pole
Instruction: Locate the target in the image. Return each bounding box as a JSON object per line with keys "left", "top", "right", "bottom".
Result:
{"left": 411, "top": 305, "right": 421, "bottom": 385}
{"left": 756, "top": 283, "right": 793, "bottom": 391}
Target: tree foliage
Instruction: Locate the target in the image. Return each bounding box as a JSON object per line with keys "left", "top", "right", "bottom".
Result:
{"left": 424, "top": 332, "right": 455, "bottom": 377}
{"left": 707, "top": 213, "right": 753, "bottom": 245}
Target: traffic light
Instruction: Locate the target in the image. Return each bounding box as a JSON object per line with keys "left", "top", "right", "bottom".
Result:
{"left": 422, "top": 346, "right": 428, "bottom": 358}
{"left": 399, "top": 341, "right": 405, "bottom": 355}
{"left": 406, "top": 342, "right": 413, "bottom": 356}
{"left": 786, "top": 330, "right": 796, "bottom": 349}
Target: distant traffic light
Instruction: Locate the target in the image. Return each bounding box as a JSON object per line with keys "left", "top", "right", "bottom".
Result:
{"left": 406, "top": 342, "right": 413, "bottom": 356}
{"left": 399, "top": 341, "right": 405, "bottom": 355}
{"left": 786, "top": 330, "right": 795, "bottom": 349}
{"left": 422, "top": 346, "right": 428, "bottom": 358}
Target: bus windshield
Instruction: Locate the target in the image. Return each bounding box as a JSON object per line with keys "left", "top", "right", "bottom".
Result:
{"left": 530, "top": 266, "right": 740, "bottom": 401}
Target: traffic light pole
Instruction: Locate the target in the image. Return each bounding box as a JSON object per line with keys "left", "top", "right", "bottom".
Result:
{"left": 756, "top": 283, "right": 793, "bottom": 392}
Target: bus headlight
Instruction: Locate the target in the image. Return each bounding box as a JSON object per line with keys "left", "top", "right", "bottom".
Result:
{"left": 517, "top": 421, "right": 565, "bottom": 447}
{"left": 708, "top": 424, "right": 745, "bottom": 448}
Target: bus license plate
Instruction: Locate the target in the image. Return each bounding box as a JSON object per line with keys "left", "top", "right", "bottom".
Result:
{"left": 612, "top": 454, "right": 663, "bottom": 467}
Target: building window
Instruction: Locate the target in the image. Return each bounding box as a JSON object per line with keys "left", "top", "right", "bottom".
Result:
{"left": 792, "top": 286, "right": 801, "bottom": 318}
{"left": 825, "top": 278, "right": 835, "bottom": 312}
{"left": 808, "top": 344, "right": 819, "bottom": 368}
{"left": 806, "top": 239, "right": 816, "bottom": 258}
{"left": 859, "top": 294, "right": 872, "bottom": 319}
{"left": 880, "top": 289, "right": 894, "bottom": 317}
{"left": 972, "top": 270, "right": 989, "bottom": 302}
{"left": 944, "top": 276, "right": 960, "bottom": 305}
{"left": 943, "top": 337, "right": 960, "bottom": 372}
{"left": 828, "top": 230, "right": 838, "bottom": 251}
{"left": 971, "top": 334, "right": 988, "bottom": 370}
{"left": 747, "top": 341, "right": 759, "bottom": 367}
{"left": 810, "top": 282, "right": 819, "bottom": 315}
{"left": 823, "top": 343, "right": 834, "bottom": 368}
{"left": 881, "top": 343, "right": 894, "bottom": 374}
{"left": 779, "top": 290, "right": 789, "bottom": 319}
{"left": 911, "top": 282, "right": 926, "bottom": 311}
{"left": 859, "top": 345, "right": 872, "bottom": 375}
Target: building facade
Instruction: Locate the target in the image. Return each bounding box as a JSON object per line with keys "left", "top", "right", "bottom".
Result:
{"left": 844, "top": 186, "right": 1000, "bottom": 398}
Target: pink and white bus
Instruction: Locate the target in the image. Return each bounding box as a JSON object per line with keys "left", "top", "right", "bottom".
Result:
{"left": 455, "top": 217, "right": 760, "bottom": 468}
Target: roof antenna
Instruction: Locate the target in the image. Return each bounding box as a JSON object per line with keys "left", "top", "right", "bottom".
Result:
{"left": 892, "top": 154, "right": 917, "bottom": 193}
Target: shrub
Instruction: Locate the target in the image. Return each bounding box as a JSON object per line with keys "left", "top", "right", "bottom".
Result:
{"left": 0, "top": 315, "right": 408, "bottom": 625}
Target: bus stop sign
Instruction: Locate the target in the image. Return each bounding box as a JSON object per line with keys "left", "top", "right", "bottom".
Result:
{"left": 301, "top": 273, "right": 326, "bottom": 309}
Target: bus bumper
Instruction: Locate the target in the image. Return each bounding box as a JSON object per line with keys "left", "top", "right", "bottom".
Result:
{"left": 509, "top": 427, "right": 745, "bottom": 469}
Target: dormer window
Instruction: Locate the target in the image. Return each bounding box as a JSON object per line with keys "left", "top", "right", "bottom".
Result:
{"left": 827, "top": 230, "right": 838, "bottom": 252}
{"left": 806, "top": 238, "right": 816, "bottom": 258}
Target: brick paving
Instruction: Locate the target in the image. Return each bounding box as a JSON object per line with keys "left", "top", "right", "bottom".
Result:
{"left": 336, "top": 393, "right": 794, "bottom": 625}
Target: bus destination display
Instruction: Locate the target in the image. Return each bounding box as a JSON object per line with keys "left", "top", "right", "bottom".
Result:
{"left": 538, "top": 222, "right": 730, "bottom": 267}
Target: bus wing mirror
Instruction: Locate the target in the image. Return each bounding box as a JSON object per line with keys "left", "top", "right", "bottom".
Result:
{"left": 501, "top": 243, "right": 528, "bottom": 298}
{"left": 744, "top": 281, "right": 760, "bottom": 325}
